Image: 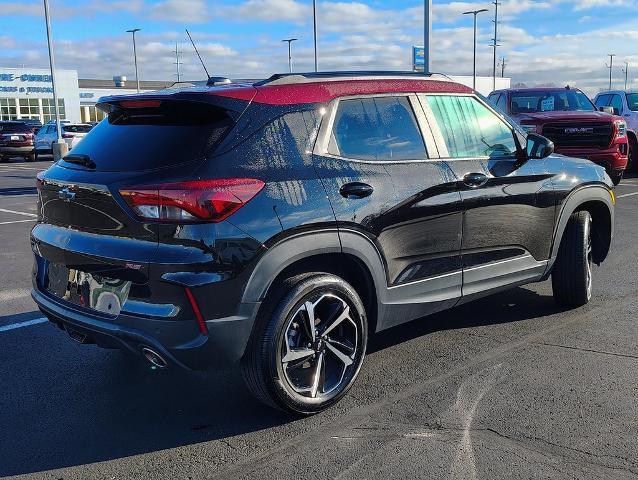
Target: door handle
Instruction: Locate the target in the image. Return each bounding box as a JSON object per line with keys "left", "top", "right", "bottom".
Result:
{"left": 463, "top": 172, "right": 489, "bottom": 188}
{"left": 340, "top": 182, "right": 374, "bottom": 199}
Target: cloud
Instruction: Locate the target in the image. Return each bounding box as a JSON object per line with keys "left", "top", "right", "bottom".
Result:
{"left": 150, "top": 0, "right": 211, "bottom": 23}
{"left": 223, "top": 0, "right": 310, "bottom": 23}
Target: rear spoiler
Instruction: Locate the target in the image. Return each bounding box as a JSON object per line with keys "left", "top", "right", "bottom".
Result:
{"left": 96, "top": 85, "right": 258, "bottom": 121}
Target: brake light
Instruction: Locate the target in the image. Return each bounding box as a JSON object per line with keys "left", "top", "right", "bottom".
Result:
{"left": 120, "top": 100, "right": 162, "bottom": 108}
{"left": 119, "top": 178, "right": 265, "bottom": 223}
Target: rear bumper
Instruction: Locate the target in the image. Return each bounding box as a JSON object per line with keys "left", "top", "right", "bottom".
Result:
{"left": 32, "top": 286, "right": 259, "bottom": 371}
{"left": 0, "top": 146, "right": 34, "bottom": 155}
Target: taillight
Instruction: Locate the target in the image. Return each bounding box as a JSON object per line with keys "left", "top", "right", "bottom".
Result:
{"left": 62, "top": 133, "right": 74, "bottom": 139}
{"left": 119, "top": 178, "right": 265, "bottom": 223}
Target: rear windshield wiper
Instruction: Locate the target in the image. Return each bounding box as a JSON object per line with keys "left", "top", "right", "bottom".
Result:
{"left": 63, "top": 154, "right": 96, "bottom": 169}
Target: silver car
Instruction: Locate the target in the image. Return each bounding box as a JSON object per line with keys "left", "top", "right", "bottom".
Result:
{"left": 34, "top": 122, "right": 93, "bottom": 159}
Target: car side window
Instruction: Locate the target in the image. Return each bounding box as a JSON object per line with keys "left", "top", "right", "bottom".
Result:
{"left": 609, "top": 94, "right": 623, "bottom": 114}
{"left": 328, "top": 96, "right": 427, "bottom": 161}
{"left": 425, "top": 95, "right": 518, "bottom": 159}
{"left": 496, "top": 93, "right": 508, "bottom": 112}
{"left": 594, "top": 94, "right": 610, "bottom": 108}
{"left": 487, "top": 93, "right": 500, "bottom": 107}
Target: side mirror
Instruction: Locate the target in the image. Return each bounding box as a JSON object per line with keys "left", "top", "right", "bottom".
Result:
{"left": 599, "top": 106, "right": 615, "bottom": 115}
{"left": 526, "top": 133, "right": 555, "bottom": 159}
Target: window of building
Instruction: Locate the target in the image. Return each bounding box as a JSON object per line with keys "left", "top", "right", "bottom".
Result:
{"left": 41, "top": 98, "right": 65, "bottom": 122}
{"left": 425, "top": 95, "right": 517, "bottom": 159}
{"left": 81, "top": 105, "right": 106, "bottom": 123}
{"left": 0, "top": 98, "right": 17, "bottom": 120}
{"left": 328, "top": 96, "right": 427, "bottom": 161}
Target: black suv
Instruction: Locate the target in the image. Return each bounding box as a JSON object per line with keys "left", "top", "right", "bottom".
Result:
{"left": 32, "top": 72, "right": 615, "bottom": 414}
{"left": 0, "top": 120, "right": 38, "bottom": 161}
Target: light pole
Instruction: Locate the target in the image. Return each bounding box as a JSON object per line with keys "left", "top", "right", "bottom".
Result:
{"left": 424, "top": 0, "right": 432, "bottom": 74}
{"left": 622, "top": 61, "right": 629, "bottom": 90}
{"left": 462, "top": 8, "right": 488, "bottom": 90}
{"left": 312, "top": 0, "right": 318, "bottom": 71}
{"left": 606, "top": 54, "right": 616, "bottom": 91}
{"left": 282, "top": 38, "right": 298, "bottom": 73}
{"left": 491, "top": 0, "right": 501, "bottom": 91}
{"left": 126, "top": 28, "right": 141, "bottom": 93}
{"left": 43, "top": 0, "right": 66, "bottom": 159}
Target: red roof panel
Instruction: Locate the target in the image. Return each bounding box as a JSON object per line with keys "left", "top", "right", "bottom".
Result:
{"left": 212, "top": 79, "right": 472, "bottom": 105}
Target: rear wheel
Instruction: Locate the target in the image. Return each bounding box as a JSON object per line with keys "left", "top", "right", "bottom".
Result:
{"left": 0, "top": 155, "right": 8, "bottom": 163}
{"left": 25, "top": 152, "right": 35, "bottom": 162}
{"left": 552, "top": 211, "right": 593, "bottom": 307}
{"left": 242, "top": 273, "right": 367, "bottom": 415}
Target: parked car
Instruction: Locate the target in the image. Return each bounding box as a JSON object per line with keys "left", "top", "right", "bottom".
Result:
{"left": 593, "top": 90, "right": 638, "bottom": 170}
{"left": 0, "top": 121, "right": 38, "bottom": 162}
{"left": 34, "top": 122, "right": 93, "bottom": 159}
{"left": 488, "top": 87, "right": 628, "bottom": 185}
{"left": 32, "top": 72, "right": 615, "bottom": 414}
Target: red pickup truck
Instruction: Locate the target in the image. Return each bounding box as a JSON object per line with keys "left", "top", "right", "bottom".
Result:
{"left": 488, "top": 87, "right": 629, "bottom": 184}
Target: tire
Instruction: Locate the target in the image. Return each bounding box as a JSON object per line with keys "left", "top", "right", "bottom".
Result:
{"left": 0, "top": 155, "right": 7, "bottom": 163}
{"left": 610, "top": 170, "right": 623, "bottom": 186}
{"left": 552, "top": 211, "right": 593, "bottom": 308}
{"left": 33, "top": 150, "right": 39, "bottom": 162}
{"left": 25, "top": 152, "right": 35, "bottom": 162}
{"left": 242, "top": 272, "right": 368, "bottom": 415}
{"left": 629, "top": 137, "right": 638, "bottom": 173}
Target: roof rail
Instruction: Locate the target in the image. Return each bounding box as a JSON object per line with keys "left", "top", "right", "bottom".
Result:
{"left": 255, "top": 71, "right": 453, "bottom": 86}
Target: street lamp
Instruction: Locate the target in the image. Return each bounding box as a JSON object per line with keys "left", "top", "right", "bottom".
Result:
{"left": 462, "top": 8, "right": 489, "bottom": 91}
{"left": 43, "top": 0, "right": 66, "bottom": 159}
{"left": 424, "top": 0, "right": 432, "bottom": 74}
{"left": 312, "top": 0, "right": 318, "bottom": 71}
{"left": 126, "top": 28, "right": 141, "bottom": 93}
{"left": 282, "top": 38, "right": 298, "bottom": 73}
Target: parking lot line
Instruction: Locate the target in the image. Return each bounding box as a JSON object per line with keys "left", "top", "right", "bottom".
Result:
{"left": 0, "top": 317, "right": 47, "bottom": 333}
{"left": 617, "top": 191, "right": 638, "bottom": 199}
{"left": 0, "top": 208, "right": 37, "bottom": 217}
{"left": 0, "top": 218, "right": 36, "bottom": 225}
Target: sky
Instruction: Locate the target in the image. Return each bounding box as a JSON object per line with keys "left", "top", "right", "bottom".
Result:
{"left": 0, "top": 0, "right": 637, "bottom": 94}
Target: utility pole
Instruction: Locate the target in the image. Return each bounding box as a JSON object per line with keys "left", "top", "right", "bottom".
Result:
{"left": 462, "top": 8, "right": 488, "bottom": 90}
{"left": 622, "top": 61, "right": 629, "bottom": 90}
{"left": 491, "top": 0, "right": 500, "bottom": 91}
{"left": 606, "top": 54, "right": 616, "bottom": 91}
{"left": 424, "top": 0, "right": 432, "bottom": 74}
{"left": 499, "top": 57, "right": 506, "bottom": 77}
{"left": 43, "top": 0, "right": 66, "bottom": 160}
{"left": 281, "top": 38, "right": 298, "bottom": 73}
{"left": 174, "top": 42, "right": 182, "bottom": 82}
{"left": 312, "top": 0, "right": 318, "bottom": 72}
{"left": 126, "top": 28, "right": 141, "bottom": 93}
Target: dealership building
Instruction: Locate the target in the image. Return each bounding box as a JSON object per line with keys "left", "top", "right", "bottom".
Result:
{"left": 0, "top": 67, "right": 172, "bottom": 124}
{"left": 0, "top": 66, "right": 510, "bottom": 125}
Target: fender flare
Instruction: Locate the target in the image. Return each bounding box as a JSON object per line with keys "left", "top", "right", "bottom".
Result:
{"left": 241, "top": 228, "right": 388, "bottom": 304}
{"left": 544, "top": 184, "right": 614, "bottom": 276}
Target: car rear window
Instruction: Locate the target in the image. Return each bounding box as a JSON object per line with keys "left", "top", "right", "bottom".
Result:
{"left": 0, "top": 123, "right": 29, "bottom": 134}
{"left": 65, "top": 100, "right": 234, "bottom": 172}
{"left": 63, "top": 124, "right": 92, "bottom": 133}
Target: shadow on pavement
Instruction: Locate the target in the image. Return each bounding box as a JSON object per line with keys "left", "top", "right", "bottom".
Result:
{"left": 1, "top": 286, "right": 558, "bottom": 476}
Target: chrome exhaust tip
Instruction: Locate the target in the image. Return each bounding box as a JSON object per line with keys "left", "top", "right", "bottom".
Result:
{"left": 141, "top": 346, "right": 168, "bottom": 369}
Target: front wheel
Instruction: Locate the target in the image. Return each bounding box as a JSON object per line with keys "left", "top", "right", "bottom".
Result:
{"left": 242, "top": 273, "right": 368, "bottom": 415}
{"left": 552, "top": 211, "right": 593, "bottom": 307}
{"left": 610, "top": 170, "right": 623, "bottom": 186}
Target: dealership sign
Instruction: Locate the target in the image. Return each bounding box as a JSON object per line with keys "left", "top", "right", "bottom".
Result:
{"left": 413, "top": 46, "right": 425, "bottom": 72}
{"left": 0, "top": 72, "right": 54, "bottom": 94}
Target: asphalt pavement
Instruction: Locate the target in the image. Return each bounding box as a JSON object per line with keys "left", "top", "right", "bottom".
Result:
{"left": 1, "top": 157, "right": 637, "bottom": 479}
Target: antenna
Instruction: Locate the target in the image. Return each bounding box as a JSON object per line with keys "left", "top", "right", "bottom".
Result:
{"left": 185, "top": 28, "right": 210, "bottom": 80}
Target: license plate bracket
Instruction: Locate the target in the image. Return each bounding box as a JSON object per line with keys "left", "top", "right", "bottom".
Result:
{"left": 45, "top": 263, "right": 131, "bottom": 316}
